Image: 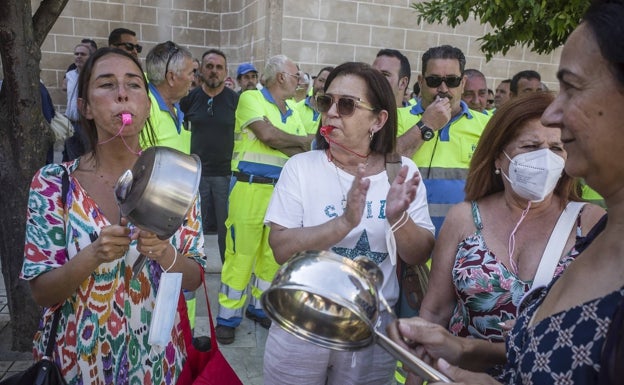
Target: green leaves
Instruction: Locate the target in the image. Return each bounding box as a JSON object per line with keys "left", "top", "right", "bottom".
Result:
{"left": 411, "top": 0, "right": 590, "bottom": 60}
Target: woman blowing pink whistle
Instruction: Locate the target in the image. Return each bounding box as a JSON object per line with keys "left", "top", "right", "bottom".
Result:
{"left": 20, "top": 47, "right": 206, "bottom": 385}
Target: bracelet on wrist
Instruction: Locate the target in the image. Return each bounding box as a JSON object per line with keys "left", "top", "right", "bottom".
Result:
{"left": 164, "top": 244, "right": 178, "bottom": 272}
{"left": 390, "top": 211, "right": 409, "bottom": 233}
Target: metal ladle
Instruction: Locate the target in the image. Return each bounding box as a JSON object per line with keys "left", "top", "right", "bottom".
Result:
{"left": 261, "top": 251, "right": 452, "bottom": 383}
{"left": 113, "top": 170, "right": 148, "bottom": 279}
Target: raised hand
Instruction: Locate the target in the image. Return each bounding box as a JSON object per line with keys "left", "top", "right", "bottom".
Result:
{"left": 386, "top": 165, "right": 420, "bottom": 224}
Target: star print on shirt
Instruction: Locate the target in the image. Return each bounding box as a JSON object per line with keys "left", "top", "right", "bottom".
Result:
{"left": 331, "top": 230, "right": 388, "bottom": 265}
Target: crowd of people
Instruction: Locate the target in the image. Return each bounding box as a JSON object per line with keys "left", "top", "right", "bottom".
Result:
{"left": 17, "top": 0, "right": 624, "bottom": 383}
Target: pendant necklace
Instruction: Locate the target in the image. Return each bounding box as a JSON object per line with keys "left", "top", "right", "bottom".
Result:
{"left": 326, "top": 150, "right": 369, "bottom": 212}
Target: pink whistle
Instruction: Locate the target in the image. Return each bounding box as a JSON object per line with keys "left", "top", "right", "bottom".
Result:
{"left": 121, "top": 113, "right": 132, "bottom": 125}
{"left": 320, "top": 125, "right": 334, "bottom": 137}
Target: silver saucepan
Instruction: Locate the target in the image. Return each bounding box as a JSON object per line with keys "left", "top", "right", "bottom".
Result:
{"left": 114, "top": 147, "right": 201, "bottom": 278}
{"left": 115, "top": 146, "right": 202, "bottom": 239}
{"left": 261, "top": 250, "right": 452, "bottom": 383}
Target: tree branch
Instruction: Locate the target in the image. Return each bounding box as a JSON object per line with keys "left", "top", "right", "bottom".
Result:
{"left": 32, "top": 0, "right": 69, "bottom": 47}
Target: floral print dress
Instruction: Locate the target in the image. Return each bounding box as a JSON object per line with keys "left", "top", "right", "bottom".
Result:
{"left": 449, "top": 201, "right": 582, "bottom": 342}
{"left": 21, "top": 160, "right": 206, "bottom": 385}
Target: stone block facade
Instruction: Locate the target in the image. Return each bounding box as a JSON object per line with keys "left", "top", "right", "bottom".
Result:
{"left": 36, "top": 0, "right": 561, "bottom": 109}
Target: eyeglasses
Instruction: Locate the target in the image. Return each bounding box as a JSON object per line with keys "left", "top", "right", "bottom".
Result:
{"left": 164, "top": 43, "right": 180, "bottom": 76}
{"left": 113, "top": 42, "right": 143, "bottom": 54}
{"left": 207, "top": 97, "right": 214, "bottom": 117}
{"left": 424, "top": 75, "right": 462, "bottom": 88}
{"left": 315, "top": 94, "right": 375, "bottom": 116}
{"left": 282, "top": 72, "right": 300, "bottom": 80}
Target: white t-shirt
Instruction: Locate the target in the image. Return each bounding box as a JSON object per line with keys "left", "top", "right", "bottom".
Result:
{"left": 65, "top": 69, "right": 79, "bottom": 122}
{"left": 265, "top": 150, "right": 435, "bottom": 305}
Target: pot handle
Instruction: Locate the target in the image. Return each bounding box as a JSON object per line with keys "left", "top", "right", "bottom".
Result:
{"left": 374, "top": 330, "right": 452, "bottom": 383}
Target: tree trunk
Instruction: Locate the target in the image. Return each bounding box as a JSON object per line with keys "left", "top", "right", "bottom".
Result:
{"left": 0, "top": 0, "right": 68, "bottom": 352}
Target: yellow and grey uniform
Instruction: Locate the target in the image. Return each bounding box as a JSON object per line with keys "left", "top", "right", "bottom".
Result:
{"left": 294, "top": 96, "right": 321, "bottom": 135}
{"left": 143, "top": 83, "right": 196, "bottom": 328}
{"left": 399, "top": 100, "right": 490, "bottom": 236}
{"left": 143, "top": 83, "right": 191, "bottom": 153}
{"left": 217, "top": 88, "right": 306, "bottom": 327}
{"left": 394, "top": 101, "right": 489, "bottom": 384}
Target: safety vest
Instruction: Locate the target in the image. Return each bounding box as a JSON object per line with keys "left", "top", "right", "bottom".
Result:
{"left": 143, "top": 83, "right": 191, "bottom": 154}
{"left": 399, "top": 101, "right": 490, "bottom": 234}
{"left": 294, "top": 96, "right": 321, "bottom": 135}
{"left": 232, "top": 88, "right": 306, "bottom": 179}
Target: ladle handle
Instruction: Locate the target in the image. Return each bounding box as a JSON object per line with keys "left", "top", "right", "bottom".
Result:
{"left": 375, "top": 330, "right": 452, "bottom": 383}
{"left": 132, "top": 253, "right": 148, "bottom": 280}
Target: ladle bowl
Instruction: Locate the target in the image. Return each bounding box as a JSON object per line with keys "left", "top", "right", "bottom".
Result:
{"left": 261, "top": 250, "right": 452, "bottom": 383}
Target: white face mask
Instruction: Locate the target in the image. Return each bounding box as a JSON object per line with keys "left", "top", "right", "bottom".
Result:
{"left": 501, "top": 148, "right": 565, "bottom": 202}
{"left": 148, "top": 272, "right": 182, "bottom": 358}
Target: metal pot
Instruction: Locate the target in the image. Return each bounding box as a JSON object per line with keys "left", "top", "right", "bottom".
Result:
{"left": 261, "top": 250, "right": 451, "bottom": 383}
{"left": 115, "top": 146, "right": 201, "bottom": 239}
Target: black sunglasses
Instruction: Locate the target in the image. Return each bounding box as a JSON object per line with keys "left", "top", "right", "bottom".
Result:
{"left": 207, "top": 97, "right": 214, "bottom": 117}
{"left": 424, "top": 75, "right": 462, "bottom": 88}
{"left": 113, "top": 42, "right": 143, "bottom": 54}
{"left": 315, "top": 94, "right": 375, "bottom": 116}
{"left": 164, "top": 42, "right": 180, "bottom": 75}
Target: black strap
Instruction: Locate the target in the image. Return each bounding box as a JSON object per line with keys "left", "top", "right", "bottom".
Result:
{"left": 384, "top": 153, "right": 402, "bottom": 185}
{"left": 44, "top": 308, "right": 62, "bottom": 358}
{"left": 61, "top": 166, "right": 70, "bottom": 207}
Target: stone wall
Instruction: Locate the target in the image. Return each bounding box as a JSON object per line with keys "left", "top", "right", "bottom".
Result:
{"left": 36, "top": 0, "right": 561, "bottom": 109}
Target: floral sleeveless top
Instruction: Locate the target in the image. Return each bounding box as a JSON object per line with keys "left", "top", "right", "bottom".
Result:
{"left": 21, "top": 161, "right": 206, "bottom": 385}
{"left": 449, "top": 201, "right": 583, "bottom": 342}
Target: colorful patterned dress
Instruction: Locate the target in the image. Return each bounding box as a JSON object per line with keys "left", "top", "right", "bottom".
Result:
{"left": 449, "top": 201, "right": 582, "bottom": 342}
{"left": 21, "top": 160, "right": 206, "bottom": 385}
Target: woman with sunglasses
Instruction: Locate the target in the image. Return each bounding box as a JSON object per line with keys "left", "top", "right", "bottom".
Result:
{"left": 262, "top": 62, "right": 436, "bottom": 385}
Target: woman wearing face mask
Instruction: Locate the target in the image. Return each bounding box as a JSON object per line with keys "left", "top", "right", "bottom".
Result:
{"left": 400, "top": 92, "right": 605, "bottom": 382}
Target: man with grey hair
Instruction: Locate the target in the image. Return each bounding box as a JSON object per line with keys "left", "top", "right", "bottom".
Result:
{"left": 145, "top": 40, "right": 195, "bottom": 153}
{"left": 461, "top": 68, "right": 489, "bottom": 113}
{"left": 216, "top": 54, "right": 312, "bottom": 344}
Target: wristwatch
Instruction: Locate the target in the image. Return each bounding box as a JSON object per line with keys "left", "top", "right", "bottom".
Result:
{"left": 417, "top": 120, "right": 434, "bottom": 141}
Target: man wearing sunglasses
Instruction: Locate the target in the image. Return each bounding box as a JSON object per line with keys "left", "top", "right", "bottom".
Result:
{"left": 108, "top": 28, "right": 142, "bottom": 59}
{"left": 216, "top": 54, "right": 312, "bottom": 345}
{"left": 397, "top": 45, "right": 490, "bottom": 235}
{"left": 180, "top": 49, "right": 239, "bottom": 265}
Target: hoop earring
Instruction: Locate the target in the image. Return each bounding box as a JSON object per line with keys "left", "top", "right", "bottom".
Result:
{"left": 369, "top": 131, "right": 374, "bottom": 141}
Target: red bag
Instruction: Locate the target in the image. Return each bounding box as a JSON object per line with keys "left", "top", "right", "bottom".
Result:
{"left": 176, "top": 274, "right": 242, "bottom": 385}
